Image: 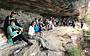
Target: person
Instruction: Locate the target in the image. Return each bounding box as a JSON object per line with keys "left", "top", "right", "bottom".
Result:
{"left": 7, "top": 19, "right": 33, "bottom": 45}
{"left": 28, "top": 21, "right": 35, "bottom": 36}
{"left": 72, "top": 20, "right": 75, "bottom": 28}
{"left": 15, "top": 19, "right": 22, "bottom": 27}
{"left": 80, "top": 19, "right": 84, "bottom": 28}
{"left": 34, "top": 22, "right": 40, "bottom": 33}
{"left": 38, "top": 19, "right": 43, "bottom": 33}
{"left": 4, "top": 12, "right": 16, "bottom": 37}
{"left": 4, "top": 11, "right": 21, "bottom": 37}
{"left": 38, "top": 18, "right": 43, "bottom": 32}
{"left": 63, "top": 18, "right": 67, "bottom": 26}
{"left": 48, "top": 19, "right": 55, "bottom": 30}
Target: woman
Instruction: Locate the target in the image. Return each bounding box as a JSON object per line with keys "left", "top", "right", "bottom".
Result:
{"left": 28, "top": 21, "right": 35, "bottom": 36}
{"left": 7, "top": 19, "right": 33, "bottom": 45}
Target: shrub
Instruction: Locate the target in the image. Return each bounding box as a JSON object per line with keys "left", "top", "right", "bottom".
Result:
{"left": 66, "top": 47, "right": 81, "bottom": 56}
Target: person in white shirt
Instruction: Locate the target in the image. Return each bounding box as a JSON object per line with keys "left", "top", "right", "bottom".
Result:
{"left": 28, "top": 21, "right": 35, "bottom": 36}
{"left": 48, "top": 19, "right": 55, "bottom": 29}
{"left": 28, "top": 21, "right": 49, "bottom": 50}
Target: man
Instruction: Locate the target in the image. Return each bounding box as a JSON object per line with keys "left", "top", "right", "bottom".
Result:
{"left": 80, "top": 19, "right": 84, "bottom": 28}
{"left": 4, "top": 11, "right": 21, "bottom": 37}
{"left": 4, "top": 12, "right": 16, "bottom": 37}
{"left": 7, "top": 19, "right": 33, "bottom": 45}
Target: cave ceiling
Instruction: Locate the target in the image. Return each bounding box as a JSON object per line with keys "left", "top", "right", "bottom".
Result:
{"left": 0, "top": 0, "right": 88, "bottom": 16}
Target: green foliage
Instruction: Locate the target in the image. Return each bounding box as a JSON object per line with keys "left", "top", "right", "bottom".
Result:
{"left": 67, "top": 47, "right": 81, "bottom": 56}
{"left": 85, "top": 6, "right": 90, "bottom": 25}
{"left": 84, "top": 6, "right": 90, "bottom": 39}
{"left": 85, "top": 15, "right": 90, "bottom": 25}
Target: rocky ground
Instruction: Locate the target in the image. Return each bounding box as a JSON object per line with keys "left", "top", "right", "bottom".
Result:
{"left": 0, "top": 26, "right": 84, "bottom": 56}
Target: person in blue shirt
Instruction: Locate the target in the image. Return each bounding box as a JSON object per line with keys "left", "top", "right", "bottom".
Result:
{"left": 7, "top": 19, "right": 33, "bottom": 46}
{"left": 34, "top": 23, "right": 40, "bottom": 33}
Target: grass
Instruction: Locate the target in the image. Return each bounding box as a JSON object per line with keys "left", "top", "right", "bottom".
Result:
{"left": 66, "top": 47, "right": 81, "bottom": 56}
{"left": 83, "top": 9, "right": 90, "bottom": 36}
{"left": 84, "top": 6, "right": 90, "bottom": 39}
